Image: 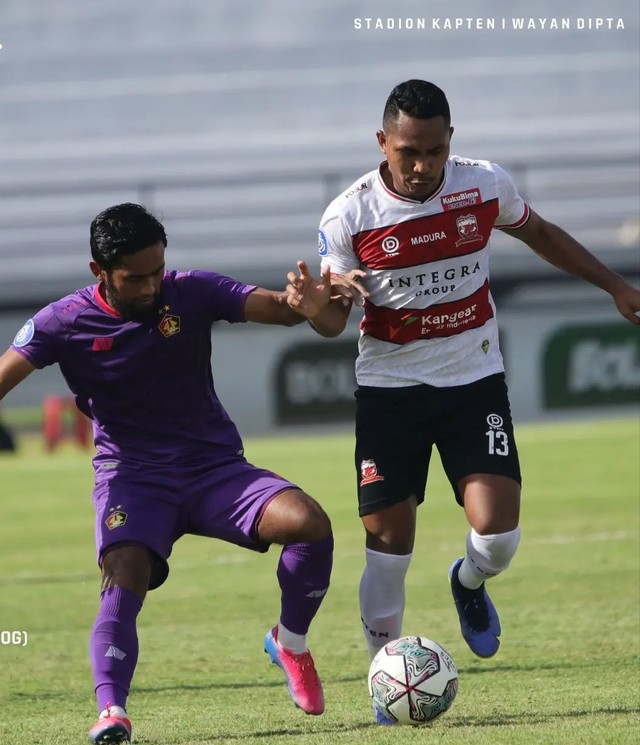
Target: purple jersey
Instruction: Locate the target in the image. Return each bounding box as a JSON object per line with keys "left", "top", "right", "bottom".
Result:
{"left": 11, "top": 270, "right": 256, "bottom": 466}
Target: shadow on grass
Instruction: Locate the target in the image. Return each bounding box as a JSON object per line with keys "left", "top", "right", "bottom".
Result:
{"left": 130, "top": 722, "right": 373, "bottom": 743}
{"left": 12, "top": 658, "right": 627, "bottom": 702}
{"left": 133, "top": 675, "right": 369, "bottom": 694}
{"left": 125, "top": 706, "right": 640, "bottom": 744}
{"left": 9, "top": 676, "right": 366, "bottom": 701}
{"left": 94, "top": 657, "right": 632, "bottom": 695}
{"left": 458, "top": 659, "right": 632, "bottom": 674}
{"left": 447, "top": 706, "right": 640, "bottom": 728}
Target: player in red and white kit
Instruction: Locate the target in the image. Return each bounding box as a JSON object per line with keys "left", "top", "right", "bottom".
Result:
{"left": 284, "top": 79, "right": 640, "bottom": 724}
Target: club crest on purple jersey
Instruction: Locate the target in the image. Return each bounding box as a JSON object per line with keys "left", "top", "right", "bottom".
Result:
{"left": 158, "top": 314, "right": 180, "bottom": 337}
{"left": 105, "top": 510, "right": 128, "bottom": 530}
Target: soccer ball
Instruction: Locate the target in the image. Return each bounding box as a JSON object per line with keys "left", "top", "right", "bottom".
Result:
{"left": 368, "top": 636, "right": 458, "bottom": 725}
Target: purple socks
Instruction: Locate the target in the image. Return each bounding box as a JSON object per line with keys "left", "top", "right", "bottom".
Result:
{"left": 277, "top": 534, "right": 333, "bottom": 634}
{"left": 90, "top": 586, "right": 142, "bottom": 712}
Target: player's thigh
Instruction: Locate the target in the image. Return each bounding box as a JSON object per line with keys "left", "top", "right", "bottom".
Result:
{"left": 257, "top": 487, "right": 331, "bottom": 544}
{"left": 93, "top": 463, "right": 182, "bottom": 590}
{"left": 436, "top": 374, "right": 522, "bottom": 509}
{"left": 355, "top": 385, "right": 433, "bottom": 526}
{"left": 458, "top": 473, "right": 520, "bottom": 534}
{"left": 362, "top": 496, "right": 419, "bottom": 554}
{"left": 185, "top": 458, "right": 320, "bottom": 551}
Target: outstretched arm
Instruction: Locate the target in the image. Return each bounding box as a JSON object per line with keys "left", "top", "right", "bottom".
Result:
{"left": 242, "top": 262, "right": 353, "bottom": 330}
{"left": 285, "top": 261, "right": 356, "bottom": 338}
{"left": 504, "top": 209, "right": 640, "bottom": 325}
{"left": 242, "top": 286, "right": 308, "bottom": 327}
{"left": 0, "top": 349, "right": 36, "bottom": 402}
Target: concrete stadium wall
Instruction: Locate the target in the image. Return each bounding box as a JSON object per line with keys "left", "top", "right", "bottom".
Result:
{"left": 1, "top": 287, "right": 637, "bottom": 437}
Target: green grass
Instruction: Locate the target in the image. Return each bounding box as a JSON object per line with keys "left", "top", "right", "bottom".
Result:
{"left": 1, "top": 404, "right": 42, "bottom": 430}
{"left": 0, "top": 418, "right": 639, "bottom": 744}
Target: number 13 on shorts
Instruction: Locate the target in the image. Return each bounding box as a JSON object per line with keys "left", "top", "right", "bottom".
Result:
{"left": 486, "top": 413, "right": 509, "bottom": 456}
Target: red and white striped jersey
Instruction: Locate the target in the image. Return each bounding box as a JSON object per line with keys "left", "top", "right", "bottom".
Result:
{"left": 318, "top": 156, "right": 530, "bottom": 387}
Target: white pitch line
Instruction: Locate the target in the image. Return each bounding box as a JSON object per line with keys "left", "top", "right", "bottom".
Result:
{"left": 436, "top": 530, "right": 637, "bottom": 553}
{"left": 525, "top": 531, "right": 637, "bottom": 546}
{"left": 515, "top": 423, "right": 640, "bottom": 443}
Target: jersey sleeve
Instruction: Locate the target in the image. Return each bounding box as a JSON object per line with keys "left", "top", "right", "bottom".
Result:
{"left": 178, "top": 271, "right": 257, "bottom": 323}
{"left": 10, "top": 305, "right": 68, "bottom": 369}
{"left": 492, "top": 163, "right": 530, "bottom": 229}
{"left": 318, "top": 206, "right": 360, "bottom": 274}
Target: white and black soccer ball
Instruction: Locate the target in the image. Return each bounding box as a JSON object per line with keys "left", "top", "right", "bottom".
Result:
{"left": 368, "top": 635, "right": 458, "bottom": 725}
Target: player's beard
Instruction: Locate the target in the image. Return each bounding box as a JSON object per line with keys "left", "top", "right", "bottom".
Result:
{"left": 104, "top": 279, "right": 161, "bottom": 323}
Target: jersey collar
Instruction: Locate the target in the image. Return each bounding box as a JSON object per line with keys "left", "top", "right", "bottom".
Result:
{"left": 93, "top": 283, "right": 121, "bottom": 317}
{"left": 376, "top": 160, "right": 448, "bottom": 204}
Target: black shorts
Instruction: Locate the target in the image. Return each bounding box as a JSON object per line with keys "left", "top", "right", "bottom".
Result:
{"left": 354, "top": 373, "right": 521, "bottom": 516}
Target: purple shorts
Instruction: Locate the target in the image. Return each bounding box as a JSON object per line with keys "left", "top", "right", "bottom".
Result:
{"left": 93, "top": 457, "right": 297, "bottom": 589}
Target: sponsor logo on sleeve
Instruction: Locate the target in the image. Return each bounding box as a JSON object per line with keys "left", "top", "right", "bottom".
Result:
{"left": 345, "top": 182, "right": 368, "bottom": 198}
{"left": 318, "top": 229, "right": 328, "bottom": 256}
{"left": 13, "top": 319, "right": 34, "bottom": 348}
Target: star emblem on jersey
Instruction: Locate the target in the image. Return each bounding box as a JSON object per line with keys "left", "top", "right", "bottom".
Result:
{"left": 158, "top": 313, "right": 180, "bottom": 337}
{"left": 360, "top": 459, "right": 385, "bottom": 486}
{"left": 105, "top": 508, "right": 128, "bottom": 530}
{"left": 455, "top": 214, "right": 483, "bottom": 246}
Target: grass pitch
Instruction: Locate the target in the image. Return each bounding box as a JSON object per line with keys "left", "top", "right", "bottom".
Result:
{"left": 0, "top": 418, "right": 638, "bottom": 744}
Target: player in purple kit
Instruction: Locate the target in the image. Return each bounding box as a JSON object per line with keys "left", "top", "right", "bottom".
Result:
{"left": 0, "top": 203, "right": 334, "bottom": 744}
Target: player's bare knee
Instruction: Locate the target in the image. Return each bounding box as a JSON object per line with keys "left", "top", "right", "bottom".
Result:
{"left": 472, "top": 512, "right": 519, "bottom": 535}
{"left": 100, "top": 544, "right": 153, "bottom": 600}
{"left": 365, "top": 529, "right": 413, "bottom": 555}
{"left": 362, "top": 501, "right": 416, "bottom": 554}
{"left": 296, "top": 493, "right": 332, "bottom": 540}
{"left": 258, "top": 489, "right": 331, "bottom": 543}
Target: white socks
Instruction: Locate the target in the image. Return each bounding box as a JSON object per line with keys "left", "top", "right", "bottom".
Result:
{"left": 359, "top": 548, "right": 412, "bottom": 660}
{"left": 277, "top": 624, "right": 307, "bottom": 654}
{"left": 458, "top": 527, "right": 521, "bottom": 589}
{"left": 357, "top": 530, "right": 520, "bottom": 659}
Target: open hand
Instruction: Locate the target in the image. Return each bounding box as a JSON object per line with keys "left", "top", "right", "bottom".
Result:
{"left": 330, "top": 269, "right": 369, "bottom": 307}
{"left": 286, "top": 260, "right": 332, "bottom": 319}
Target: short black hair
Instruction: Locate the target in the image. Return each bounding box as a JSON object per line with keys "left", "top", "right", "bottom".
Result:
{"left": 383, "top": 79, "right": 451, "bottom": 130}
{"left": 90, "top": 203, "right": 167, "bottom": 270}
